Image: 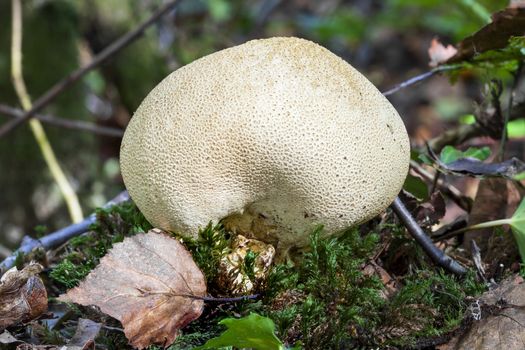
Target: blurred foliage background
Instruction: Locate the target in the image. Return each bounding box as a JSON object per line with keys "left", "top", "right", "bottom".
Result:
{"left": 0, "top": 0, "right": 511, "bottom": 256}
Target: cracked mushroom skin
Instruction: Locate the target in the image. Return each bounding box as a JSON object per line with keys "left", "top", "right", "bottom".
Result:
{"left": 120, "top": 37, "right": 410, "bottom": 257}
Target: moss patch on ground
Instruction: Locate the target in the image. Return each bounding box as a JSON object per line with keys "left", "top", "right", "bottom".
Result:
{"left": 41, "top": 201, "right": 486, "bottom": 349}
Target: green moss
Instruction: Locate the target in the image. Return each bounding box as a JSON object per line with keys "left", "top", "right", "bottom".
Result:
{"left": 262, "top": 227, "right": 485, "bottom": 349}
{"left": 381, "top": 269, "right": 485, "bottom": 348}
{"left": 265, "top": 227, "right": 384, "bottom": 348}
{"left": 48, "top": 203, "right": 485, "bottom": 349}
{"left": 49, "top": 201, "right": 152, "bottom": 289}
{"left": 178, "top": 222, "right": 230, "bottom": 289}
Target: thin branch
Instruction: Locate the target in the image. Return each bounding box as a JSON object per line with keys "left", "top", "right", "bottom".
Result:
{"left": 428, "top": 98, "right": 525, "bottom": 152}
{"left": 185, "top": 294, "right": 260, "bottom": 303}
{"left": 0, "top": 191, "right": 130, "bottom": 273}
{"left": 391, "top": 197, "right": 467, "bottom": 275}
{"left": 410, "top": 160, "right": 472, "bottom": 211}
{"left": 498, "top": 63, "right": 523, "bottom": 158}
{"left": 11, "top": 0, "right": 84, "bottom": 223}
{"left": 0, "top": 0, "right": 180, "bottom": 138}
{"left": 382, "top": 65, "right": 459, "bottom": 97}
{"left": 0, "top": 104, "right": 123, "bottom": 138}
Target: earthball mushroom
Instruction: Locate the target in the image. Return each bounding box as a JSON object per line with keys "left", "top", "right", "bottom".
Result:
{"left": 120, "top": 37, "right": 410, "bottom": 256}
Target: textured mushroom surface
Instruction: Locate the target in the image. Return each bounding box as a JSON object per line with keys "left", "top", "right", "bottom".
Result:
{"left": 120, "top": 37, "right": 410, "bottom": 254}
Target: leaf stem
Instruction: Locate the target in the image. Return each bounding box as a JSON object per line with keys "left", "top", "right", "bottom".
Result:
{"left": 434, "top": 218, "right": 513, "bottom": 242}
{"left": 456, "top": 219, "right": 513, "bottom": 234}
{"left": 11, "top": 0, "right": 83, "bottom": 223}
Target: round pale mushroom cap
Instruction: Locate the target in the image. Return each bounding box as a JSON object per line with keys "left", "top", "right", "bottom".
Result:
{"left": 120, "top": 37, "right": 410, "bottom": 255}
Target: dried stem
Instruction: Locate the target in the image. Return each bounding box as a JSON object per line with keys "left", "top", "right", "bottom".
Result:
{"left": 10, "top": 0, "right": 83, "bottom": 223}
{"left": 382, "top": 65, "right": 459, "bottom": 97}
{"left": 429, "top": 97, "right": 525, "bottom": 152}
{"left": 433, "top": 218, "right": 512, "bottom": 242}
{"left": 0, "top": 0, "right": 179, "bottom": 138}
{"left": 409, "top": 160, "right": 472, "bottom": 211}
{"left": 391, "top": 197, "right": 467, "bottom": 275}
{"left": 498, "top": 63, "right": 523, "bottom": 159}
{"left": 0, "top": 104, "right": 123, "bottom": 138}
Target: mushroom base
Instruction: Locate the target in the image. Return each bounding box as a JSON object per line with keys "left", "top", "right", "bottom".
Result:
{"left": 221, "top": 206, "right": 317, "bottom": 262}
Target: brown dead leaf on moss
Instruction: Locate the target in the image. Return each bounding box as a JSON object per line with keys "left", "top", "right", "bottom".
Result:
{"left": 58, "top": 229, "right": 206, "bottom": 349}
{"left": 0, "top": 262, "right": 48, "bottom": 331}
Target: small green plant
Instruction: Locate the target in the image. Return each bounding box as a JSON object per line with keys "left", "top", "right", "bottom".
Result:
{"left": 439, "top": 145, "right": 491, "bottom": 164}
{"left": 195, "top": 313, "right": 293, "bottom": 350}
{"left": 49, "top": 259, "right": 94, "bottom": 289}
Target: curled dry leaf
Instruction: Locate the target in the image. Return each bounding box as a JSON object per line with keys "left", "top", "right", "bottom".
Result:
{"left": 428, "top": 38, "right": 458, "bottom": 67}
{"left": 58, "top": 229, "right": 206, "bottom": 349}
{"left": 0, "top": 262, "right": 48, "bottom": 331}
{"left": 65, "top": 318, "right": 102, "bottom": 350}
{"left": 448, "top": 7, "right": 525, "bottom": 63}
{"left": 0, "top": 330, "right": 19, "bottom": 344}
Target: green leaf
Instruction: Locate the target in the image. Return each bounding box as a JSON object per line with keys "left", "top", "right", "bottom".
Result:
{"left": 403, "top": 174, "right": 428, "bottom": 200}
{"left": 459, "top": 114, "right": 475, "bottom": 125}
{"left": 462, "top": 146, "right": 491, "bottom": 161}
{"left": 207, "top": 0, "right": 232, "bottom": 22}
{"left": 507, "top": 119, "right": 525, "bottom": 138}
{"left": 440, "top": 146, "right": 464, "bottom": 164}
{"left": 419, "top": 153, "right": 433, "bottom": 165}
{"left": 439, "top": 145, "right": 491, "bottom": 164}
{"left": 513, "top": 172, "right": 525, "bottom": 181}
{"left": 195, "top": 313, "right": 285, "bottom": 350}
{"left": 510, "top": 198, "right": 525, "bottom": 263}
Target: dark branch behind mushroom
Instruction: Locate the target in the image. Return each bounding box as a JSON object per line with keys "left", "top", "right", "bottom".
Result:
{"left": 0, "top": 0, "right": 180, "bottom": 138}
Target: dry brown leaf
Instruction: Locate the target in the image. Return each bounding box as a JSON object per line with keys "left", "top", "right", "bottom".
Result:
{"left": 59, "top": 229, "right": 206, "bottom": 349}
{"left": 0, "top": 262, "right": 48, "bottom": 331}
{"left": 16, "top": 345, "right": 57, "bottom": 350}
{"left": 448, "top": 7, "right": 525, "bottom": 62}
{"left": 446, "top": 275, "right": 525, "bottom": 350}
{"left": 509, "top": 1, "right": 525, "bottom": 9}
{"left": 428, "top": 38, "right": 458, "bottom": 67}
{"left": 64, "top": 318, "right": 102, "bottom": 350}
{"left": 0, "top": 330, "right": 19, "bottom": 344}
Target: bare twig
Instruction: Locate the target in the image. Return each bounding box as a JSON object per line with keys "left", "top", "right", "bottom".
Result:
{"left": 382, "top": 65, "right": 459, "bottom": 97}
{"left": 391, "top": 197, "right": 467, "bottom": 275}
{"left": 410, "top": 160, "right": 472, "bottom": 211}
{"left": 11, "top": 0, "right": 84, "bottom": 223}
{"left": 428, "top": 124, "right": 484, "bottom": 152}
{"left": 0, "top": 104, "right": 123, "bottom": 138}
{"left": 498, "top": 63, "right": 523, "bottom": 158}
{"left": 0, "top": 0, "right": 179, "bottom": 138}
{"left": 0, "top": 191, "right": 130, "bottom": 274}
{"left": 186, "top": 294, "right": 260, "bottom": 303}
{"left": 428, "top": 98, "right": 525, "bottom": 152}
